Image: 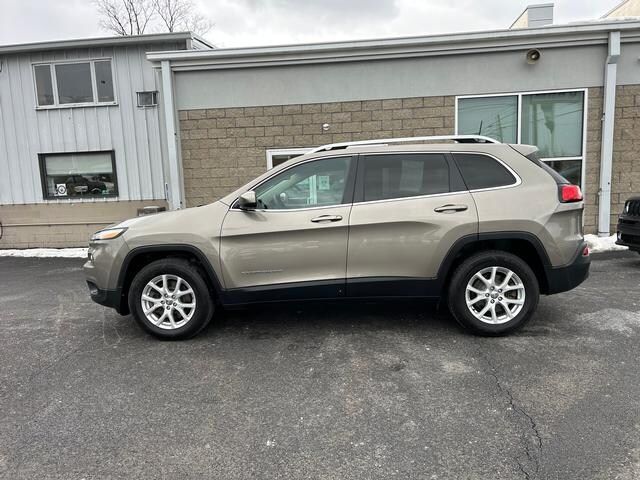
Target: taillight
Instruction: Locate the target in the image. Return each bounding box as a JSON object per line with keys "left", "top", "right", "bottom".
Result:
{"left": 559, "top": 184, "right": 583, "bottom": 203}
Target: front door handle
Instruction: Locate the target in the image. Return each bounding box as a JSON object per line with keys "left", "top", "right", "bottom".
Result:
{"left": 434, "top": 204, "right": 468, "bottom": 213}
{"left": 311, "top": 214, "right": 343, "bottom": 223}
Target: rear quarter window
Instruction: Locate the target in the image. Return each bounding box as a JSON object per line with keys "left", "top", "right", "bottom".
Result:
{"left": 524, "top": 150, "right": 570, "bottom": 185}
{"left": 453, "top": 153, "right": 517, "bottom": 190}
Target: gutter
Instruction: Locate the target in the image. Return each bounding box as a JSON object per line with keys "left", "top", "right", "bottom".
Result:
{"left": 598, "top": 31, "right": 621, "bottom": 237}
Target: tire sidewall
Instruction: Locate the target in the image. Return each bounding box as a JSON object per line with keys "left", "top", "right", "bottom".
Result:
{"left": 129, "top": 259, "right": 213, "bottom": 340}
{"left": 449, "top": 252, "right": 539, "bottom": 335}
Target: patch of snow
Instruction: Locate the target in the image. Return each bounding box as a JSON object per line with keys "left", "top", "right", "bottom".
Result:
{"left": 0, "top": 248, "right": 88, "bottom": 258}
{"left": 581, "top": 309, "right": 640, "bottom": 335}
{"left": 584, "top": 234, "right": 628, "bottom": 254}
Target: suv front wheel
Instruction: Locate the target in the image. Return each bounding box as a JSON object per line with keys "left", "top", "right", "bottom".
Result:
{"left": 128, "top": 258, "right": 214, "bottom": 339}
{"left": 448, "top": 251, "right": 539, "bottom": 336}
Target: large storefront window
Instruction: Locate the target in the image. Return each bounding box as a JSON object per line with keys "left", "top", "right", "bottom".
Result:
{"left": 521, "top": 91, "right": 584, "bottom": 158}
{"left": 39, "top": 151, "right": 118, "bottom": 199}
{"left": 457, "top": 90, "right": 586, "bottom": 186}
{"left": 457, "top": 95, "right": 518, "bottom": 143}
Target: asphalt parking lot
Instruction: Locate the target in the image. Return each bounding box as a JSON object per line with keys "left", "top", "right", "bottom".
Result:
{"left": 0, "top": 252, "right": 639, "bottom": 480}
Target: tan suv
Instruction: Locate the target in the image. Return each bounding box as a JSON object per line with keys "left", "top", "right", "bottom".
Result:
{"left": 84, "top": 135, "right": 590, "bottom": 339}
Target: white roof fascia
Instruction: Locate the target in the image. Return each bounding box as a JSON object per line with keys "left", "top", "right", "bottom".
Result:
{"left": 146, "top": 20, "right": 640, "bottom": 70}
{"left": 0, "top": 32, "right": 213, "bottom": 55}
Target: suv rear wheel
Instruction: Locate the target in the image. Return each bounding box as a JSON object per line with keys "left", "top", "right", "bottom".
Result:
{"left": 448, "top": 250, "right": 539, "bottom": 336}
{"left": 128, "top": 258, "right": 214, "bottom": 339}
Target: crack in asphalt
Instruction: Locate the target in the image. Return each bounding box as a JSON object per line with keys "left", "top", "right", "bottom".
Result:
{"left": 478, "top": 349, "right": 543, "bottom": 479}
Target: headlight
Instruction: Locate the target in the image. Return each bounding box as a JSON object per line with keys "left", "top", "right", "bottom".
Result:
{"left": 91, "top": 227, "right": 127, "bottom": 241}
{"left": 625, "top": 202, "right": 630, "bottom": 213}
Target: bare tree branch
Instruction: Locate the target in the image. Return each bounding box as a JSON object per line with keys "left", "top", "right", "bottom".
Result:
{"left": 94, "top": 0, "right": 155, "bottom": 36}
{"left": 152, "top": 0, "right": 213, "bottom": 35}
{"left": 96, "top": 0, "right": 212, "bottom": 36}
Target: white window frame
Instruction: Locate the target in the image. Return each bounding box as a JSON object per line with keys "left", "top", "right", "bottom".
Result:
{"left": 454, "top": 88, "right": 588, "bottom": 191}
{"left": 32, "top": 58, "right": 117, "bottom": 109}
{"left": 266, "top": 147, "right": 313, "bottom": 169}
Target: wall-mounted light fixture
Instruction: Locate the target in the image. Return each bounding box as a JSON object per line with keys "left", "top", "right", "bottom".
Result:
{"left": 526, "top": 49, "right": 541, "bottom": 64}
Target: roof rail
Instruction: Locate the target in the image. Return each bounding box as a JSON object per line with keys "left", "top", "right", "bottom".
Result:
{"left": 308, "top": 135, "right": 500, "bottom": 154}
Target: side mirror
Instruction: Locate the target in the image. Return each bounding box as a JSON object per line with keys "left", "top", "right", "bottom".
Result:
{"left": 237, "top": 191, "right": 257, "bottom": 210}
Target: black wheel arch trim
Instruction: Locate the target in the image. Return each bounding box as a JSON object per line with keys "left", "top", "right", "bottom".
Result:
{"left": 437, "top": 231, "right": 552, "bottom": 278}
{"left": 436, "top": 231, "right": 556, "bottom": 295}
{"left": 117, "top": 244, "right": 224, "bottom": 302}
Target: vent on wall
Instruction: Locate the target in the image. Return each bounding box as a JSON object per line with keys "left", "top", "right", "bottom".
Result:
{"left": 137, "top": 91, "right": 158, "bottom": 107}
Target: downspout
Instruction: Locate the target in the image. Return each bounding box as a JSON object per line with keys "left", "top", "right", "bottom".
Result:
{"left": 160, "top": 59, "right": 184, "bottom": 210}
{"left": 597, "top": 31, "right": 620, "bottom": 237}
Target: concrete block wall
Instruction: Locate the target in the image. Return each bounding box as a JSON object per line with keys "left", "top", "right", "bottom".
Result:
{"left": 583, "top": 85, "right": 640, "bottom": 232}
{"left": 612, "top": 85, "right": 640, "bottom": 227}
{"left": 0, "top": 200, "right": 167, "bottom": 248}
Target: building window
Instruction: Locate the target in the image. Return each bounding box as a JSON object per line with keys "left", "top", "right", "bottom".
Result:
{"left": 266, "top": 148, "right": 313, "bottom": 169}
{"left": 457, "top": 95, "right": 518, "bottom": 143}
{"left": 456, "top": 90, "right": 586, "bottom": 187}
{"left": 39, "top": 151, "right": 118, "bottom": 199}
{"left": 33, "top": 60, "right": 115, "bottom": 108}
{"left": 137, "top": 91, "right": 158, "bottom": 107}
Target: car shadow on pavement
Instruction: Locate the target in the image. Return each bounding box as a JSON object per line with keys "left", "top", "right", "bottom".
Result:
{"left": 198, "top": 300, "right": 462, "bottom": 340}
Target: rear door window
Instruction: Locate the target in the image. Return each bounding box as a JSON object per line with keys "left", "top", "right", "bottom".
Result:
{"left": 361, "top": 153, "right": 450, "bottom": 202}
{"left": 453, "top": 153, "right": 516, "bottom": 190}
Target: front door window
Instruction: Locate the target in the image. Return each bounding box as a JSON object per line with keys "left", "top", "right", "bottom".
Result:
{"left": 254, "top": 156, "right": 352, "bottom": 209}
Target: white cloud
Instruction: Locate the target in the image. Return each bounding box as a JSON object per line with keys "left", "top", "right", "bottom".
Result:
{"left": 0, "top": 0, "right": 622, "bottom": 47}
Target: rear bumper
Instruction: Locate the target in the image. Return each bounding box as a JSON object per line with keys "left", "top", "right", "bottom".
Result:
{"left": 544, "top": 242, "right": 590, "bottom": 295}
{"left": 616, "top": 215, "right": 640, "bottom": 251}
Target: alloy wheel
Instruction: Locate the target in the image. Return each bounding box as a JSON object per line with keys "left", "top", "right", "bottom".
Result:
{"left": 140, "top": 274, "right": 197, "bottom": 330}
{"left": 464, "top": 266, "right": 525, "bottom": 324}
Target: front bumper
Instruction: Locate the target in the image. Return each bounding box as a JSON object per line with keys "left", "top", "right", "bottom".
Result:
{"left": 83, "top": 236, "right": 129, "bottom": 314}
{"left": 616, "top": 215, "right": 640, "bottom": 251}
{"left": 86, "top": 281, "right": 125, "bottom": 313}
{"left": 544, "top": 242, "right": 590, "bottom": 295}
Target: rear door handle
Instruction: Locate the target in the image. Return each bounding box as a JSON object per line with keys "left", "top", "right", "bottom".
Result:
{"left": 311, "top": 214, "right": 343, "bottom": 223}
{"left": 434, "top": 204, "right": 468, "bottom": 213}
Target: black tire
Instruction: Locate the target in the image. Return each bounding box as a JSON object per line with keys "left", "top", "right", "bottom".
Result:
{"left": 128, "top": 258, "right": 214, "bottom": 340}
{"left": 447, "top": 250, "right": 539, "bottom": 336}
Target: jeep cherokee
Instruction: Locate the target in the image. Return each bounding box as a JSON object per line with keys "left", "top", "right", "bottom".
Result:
{"left": 84, "top": 135, "right": 590, "bottom": 339}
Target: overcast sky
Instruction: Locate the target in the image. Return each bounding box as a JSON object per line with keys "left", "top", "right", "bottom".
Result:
{"left": 0, "top": 0, "right": 622, "bottom": 48}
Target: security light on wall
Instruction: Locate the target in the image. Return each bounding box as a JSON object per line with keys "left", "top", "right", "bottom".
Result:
{"left": 526, "top": 49, "right": 542, "bottom": 64}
